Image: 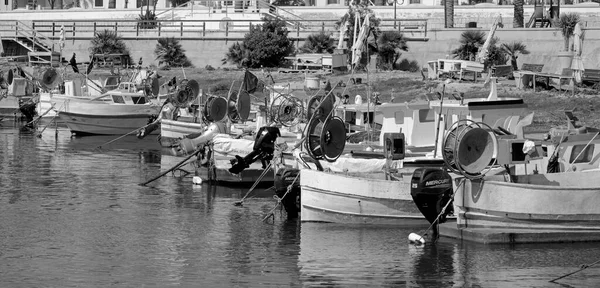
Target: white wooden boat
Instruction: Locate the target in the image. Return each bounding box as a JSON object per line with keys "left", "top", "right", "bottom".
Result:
{"left": 435, "top": 117, "right": 600, "bottom": 243}
{"left": 300, "top": 158, "right": 443, "bottom": 225}
{"left": 298, "top": 80, "right": 532, "bottom": 224}
{"left": 52, "top": 82, "right": 161, "bottom": 135}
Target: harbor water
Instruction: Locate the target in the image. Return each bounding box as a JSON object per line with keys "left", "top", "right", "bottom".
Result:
{"left": 1, "top": 120, "right": 599, "bottom": 287}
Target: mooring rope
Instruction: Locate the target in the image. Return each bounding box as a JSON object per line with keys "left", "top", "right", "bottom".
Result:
{"left": 262, "top": 173, "right": 300, "bottom": 223}
{"left": 550, "top": 258, "right": 600, "bottom": 283}
{"left": 233, "top": 162, "right": 273, "bottom": 206}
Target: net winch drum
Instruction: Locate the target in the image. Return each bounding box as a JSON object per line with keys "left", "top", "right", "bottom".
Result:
{"left": 456, "top": 127, "right": 495, "bottom": 175}
{"left": 305, "top": 116, "right": 346, "bottom": 162}
{"left": 40, "top": 68, "right": 59, "bottom": 90}
{"left": 410, "top": 167, "right": 454, "bottom": 225}
{"left": 274, "top": 168, "right": 301, "bottom": 219}
{"left": 306, "top": 94, "right": 334, "bottom": 122}
{"left": 383, "top": 132, "right": 405, "bottom": 160}
{"left": 442, "top": 120, "right": 496, "bottom": 177}
{"left": 203, "top": 96, "right": 228, "bottom": 122}
{"left": 269, "top": 94, "right": 303, "bottom": 127}
{"left": 227, "top": 90, "right": 251, "bottom": 122}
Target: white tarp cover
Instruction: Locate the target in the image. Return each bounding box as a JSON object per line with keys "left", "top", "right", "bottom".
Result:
{"left": 320, "top": 156, "right": 404, "bottom": 173}
{"left": 212, "top": 134, "right": 255, "bottom": 156}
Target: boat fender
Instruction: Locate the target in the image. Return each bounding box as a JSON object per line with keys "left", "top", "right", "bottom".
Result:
{"left": 192, "top": 176, "right": 203, "bottom": 185}
{"left": 408, "top": 233, "right": 425, "bottom": 245}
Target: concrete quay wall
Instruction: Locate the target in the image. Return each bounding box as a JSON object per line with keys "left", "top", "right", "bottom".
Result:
{"left": 59, "top": 27, "right": 600, "bottom": 71}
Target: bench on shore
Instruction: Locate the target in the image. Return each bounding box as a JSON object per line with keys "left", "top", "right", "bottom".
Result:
{"left": 521, "top": 63, "right": 544, "bottom": 73}
{"left": 519, "top": 68, "right": 575, "bottom": 95}
{"left": 492, "top": 65, "right": 514, "bottom": 78}
{"left": 582, "top": 69, "right": 600, "bottom": 85}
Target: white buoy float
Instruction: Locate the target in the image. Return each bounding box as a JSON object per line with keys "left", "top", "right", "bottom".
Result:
{"left": 192, "top": 176, "right": 203, "bottom": 185}
{"left": 408, "top": 233, "right": 425, "bottom": 245}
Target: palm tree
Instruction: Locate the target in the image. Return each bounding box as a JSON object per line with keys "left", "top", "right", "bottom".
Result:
{"left": 89, "top": 30, "right": 131, "bottom": 61}
{"left": 299, "top": 33, "right": 336, "bottom": 54}
{"left": 513, "top": 0, "right": 524, "bottom": 28}
{"left": 452, "top": 30, "right": 485, "bottom": 61}
{"left": 222, "top": 42, "right": 250, "bottom": 68}
{"left": 375, "top": 31, "right": 408, "bottom": 71}
{"left": 445, "top": 0, "right": 454, "bottom": 28}
{"left": 501, "top": 41, "right": 530, "bottom": 70}
{"left": 154, "top": 37, "right": 193, "bottom": 68}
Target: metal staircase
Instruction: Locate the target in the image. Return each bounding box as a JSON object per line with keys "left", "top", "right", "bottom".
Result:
{"left": 11, "top": 21, "right": 60, "bottom": 66}
{"left": 14, "top": 21, "right": 55, "bottom": 53}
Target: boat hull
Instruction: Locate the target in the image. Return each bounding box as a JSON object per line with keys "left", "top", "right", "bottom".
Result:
{"left": 52, "top": 95, "right": 160, "bottom": 135}
{"left": 454, "top": 171, "right": 600, "bottom": 231}
{"left": 300, "top": 169, "right": 430, "bottom": 225}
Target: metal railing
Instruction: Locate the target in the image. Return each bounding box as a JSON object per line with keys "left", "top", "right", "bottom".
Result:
{"left": 0, "top": 18, "right": 428, "bottom": 42}
{"left": 5, "top": 20, "right": 56, "bottom": 53}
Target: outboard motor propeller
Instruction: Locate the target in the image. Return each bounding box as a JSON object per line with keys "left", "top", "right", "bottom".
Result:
{"left": 229, "top": 126, "right": 281, "bottom": 174}
{"left": 410, "top": 167, "right": 454, "bottom": 225}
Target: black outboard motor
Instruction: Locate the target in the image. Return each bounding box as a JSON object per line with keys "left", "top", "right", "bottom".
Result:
{"left": 229, "top": 126, "right": 281, "bottom": 174}
{"left": 274, "top": 168, "right": 300, "bottom": 219}
{"left": 410, "top": 168, "right": 454, "bottom": 225}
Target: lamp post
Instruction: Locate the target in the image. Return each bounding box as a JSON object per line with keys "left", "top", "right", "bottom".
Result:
{"left": 387, "top": 0, "right": 397, "bottom": 29}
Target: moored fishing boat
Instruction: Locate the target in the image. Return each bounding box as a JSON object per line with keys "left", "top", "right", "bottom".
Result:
{"left": 297, "top": 79, "right": 532, "bottom": 223}
{"left": 52, "top": 81, "right": 161, "bottom": 135}
{"left": 416, "top": 112, "right": 600, "bottom": 243}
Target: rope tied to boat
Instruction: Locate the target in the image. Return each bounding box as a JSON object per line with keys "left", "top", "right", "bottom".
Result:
{"left": 262, "top": 173, "right": 300, "bottom": 224}
{"left": 550, "top": 258, "right": 600, "bottom": 283}
{"left": 233, "top": 162, "right": 273, "bottom": 207}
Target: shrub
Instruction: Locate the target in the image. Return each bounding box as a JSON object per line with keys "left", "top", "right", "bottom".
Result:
{"left": 205, "top": 65, "right": 215, "bottom": 71}
{"left": 154, "top": 37, "right": 193, "bottom": 68}
{"left": 222, "top": 18, "right": 294, "bottom": 68}
{"left": 397, "top": 59, "right": 420, "bottom": 72}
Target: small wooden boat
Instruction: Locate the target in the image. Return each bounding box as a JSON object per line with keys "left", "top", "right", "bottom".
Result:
{"left": 53, "top": 81, "right": 161, "bottom": 135}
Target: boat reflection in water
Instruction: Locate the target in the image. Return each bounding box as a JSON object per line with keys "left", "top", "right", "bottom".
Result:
{"left": 299, "top": 223, "right": 600, "bottom": 287}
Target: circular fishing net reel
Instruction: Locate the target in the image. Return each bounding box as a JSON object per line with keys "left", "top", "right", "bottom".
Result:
{"left": 39, "top": 68, "right": 60, "bottom": 92}
{"left": 203, "top": 96, "right": 228, "bottom": 122}
{"left": 170, "top": 79, "right": 200, "bottom": 108}
{"left": 305, "top": 116, "right": 346, "bottom": 162}
{"left": 442, "top": 119, "right": 498, "bottom": 179}
{"left": 269, "top": 93, "right": 303, "bottom": 127}
{"left": 227, "top": 90, "right": 251, "bottom": 123}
